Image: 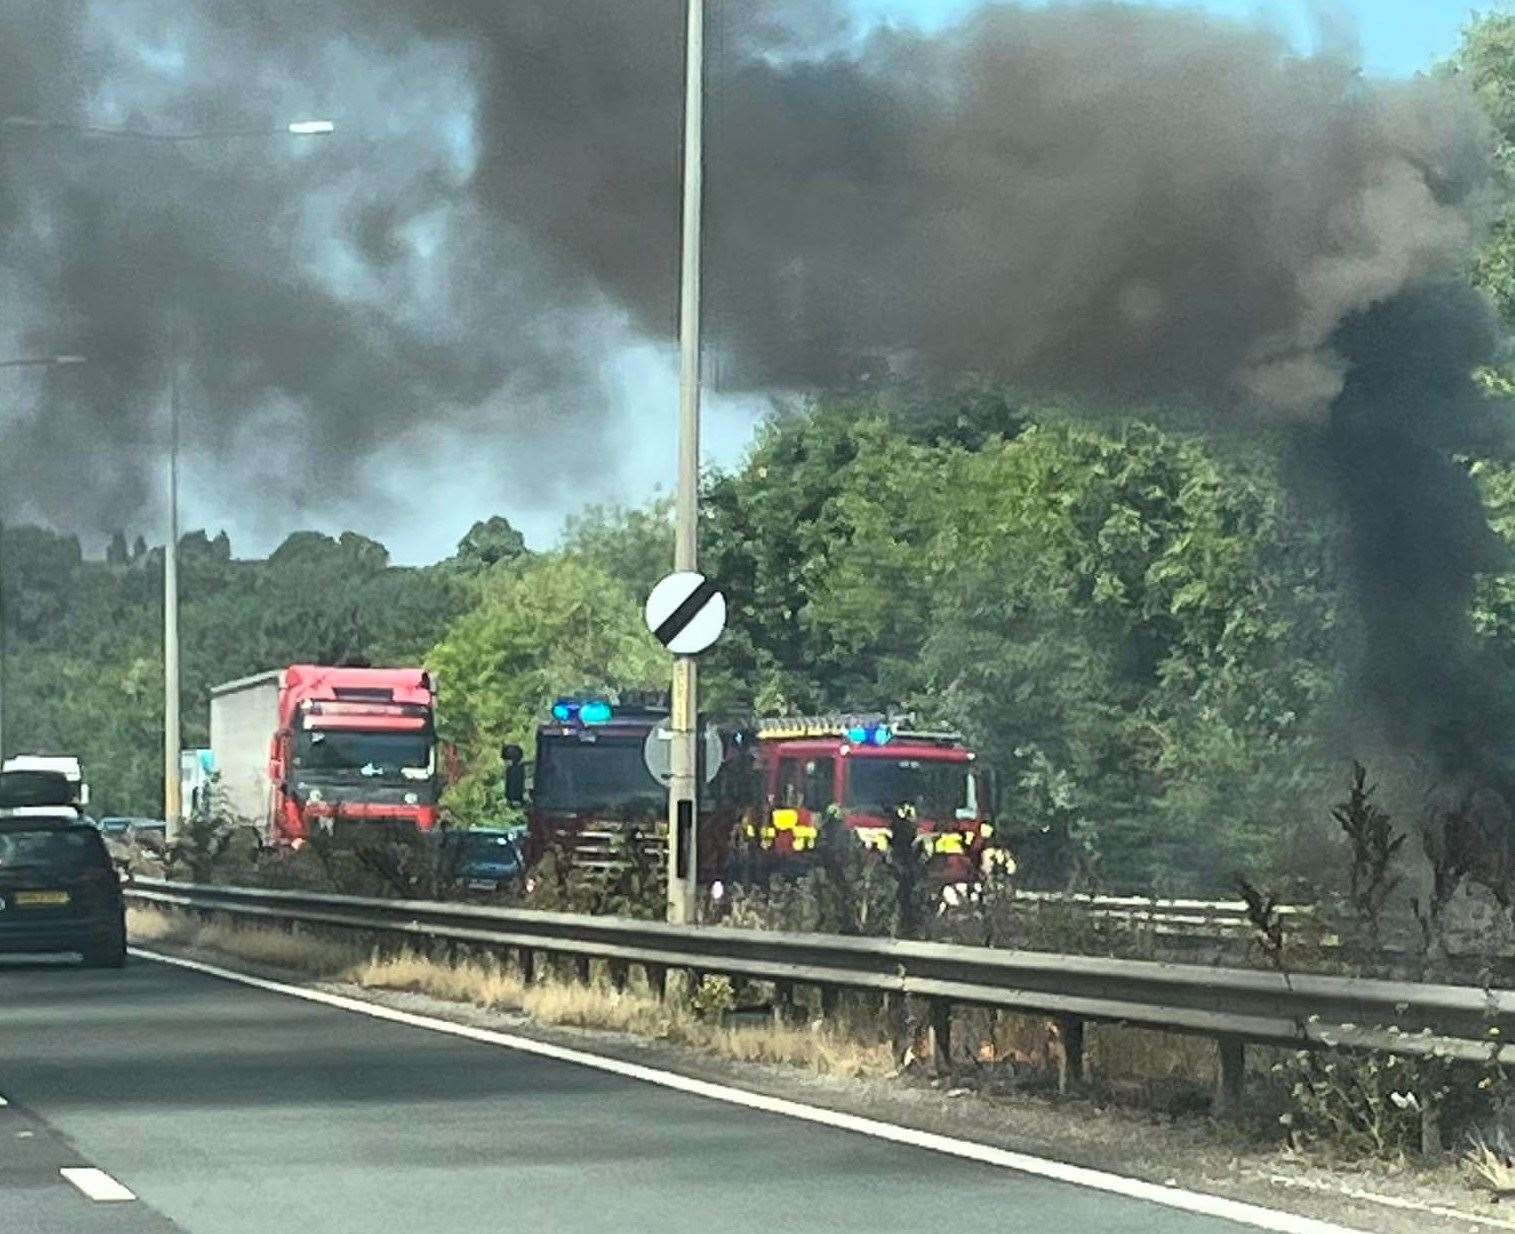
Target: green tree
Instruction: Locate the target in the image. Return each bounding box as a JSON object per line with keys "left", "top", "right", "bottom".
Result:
{"left": 427, "top": 556, "right": 668, "bottom": 826}
{"left": 561, "top": 498, "right": 674, "bottom": 606}
{"left": 452, "top": 515, "right": 528, "bottom": 571}
{"left": 920, "top": 420, "right": 1338, "bottom": 889}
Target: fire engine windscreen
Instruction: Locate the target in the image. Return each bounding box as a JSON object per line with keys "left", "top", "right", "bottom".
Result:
{"left": 846, "top": 759, "right": 978, "bottom": 821}
{"left": 293, "top": 731, "right": 433, "bottom": 779}
{"left": 533, "top": 738, "right": 663, "bottom": 813}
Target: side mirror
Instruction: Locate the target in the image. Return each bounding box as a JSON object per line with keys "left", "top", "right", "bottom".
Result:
{"left": 504, "top": 762, "right": 527, "bottom": 807}
{"left": 982, "top": 769, "right": 1001, "bottom": 817}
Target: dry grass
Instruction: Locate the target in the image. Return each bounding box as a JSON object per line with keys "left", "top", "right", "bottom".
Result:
{"left": 1088, "top": 1023, "right": 1216, "bottom": 1084}
{"left": 132, "top": 906, "right": 895, "bottom": 1081}
{"left": 196, "top": 920, "right": 363, "bottom": 976}
{"left": 353, "top": 952, "right": 527, "bottom": 1010}
{"left": 716, "top": 1021, "right": 894, "bottom": 1076}
{"left": 1466, "top": 1137, "right": 1515, "bottom": 1200}
{"left": 351, "top": 951, "right": 893, "bottom": 1075}
{"left": 127, "top": 905, "right": 363, "bottom": 977}
{"left": 126, "top": 905, "right": 193, "bottom": 944}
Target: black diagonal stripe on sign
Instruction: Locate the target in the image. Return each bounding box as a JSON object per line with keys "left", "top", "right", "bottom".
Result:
{"left": 654, "top": 576, "right": 720, "bottom": 647}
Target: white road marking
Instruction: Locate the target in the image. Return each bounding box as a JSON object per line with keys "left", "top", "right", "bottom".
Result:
{"left": 133, "top": 947, "right": 1363, "bottom": 1234}
{"left": 0, "top": 1094, "right": 9, "bottom": 1106}
{"left": 60, "top": 1167, "right": 136, "bottom": 1202}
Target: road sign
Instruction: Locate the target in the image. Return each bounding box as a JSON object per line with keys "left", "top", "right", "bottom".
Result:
{"left": 645, "top": 571, "right": 726, "bottom": 655}
{"left": 643, "top": 721, "right": 722, "bottom": 787}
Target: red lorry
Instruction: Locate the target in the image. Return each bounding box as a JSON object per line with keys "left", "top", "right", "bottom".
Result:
{"left": 210, "top": 664, "right": 440, "bottom": 846}
{"left": 516, "top": 700, "right": 993, "bottom": 883}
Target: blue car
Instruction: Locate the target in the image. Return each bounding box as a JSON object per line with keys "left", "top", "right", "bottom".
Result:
{"left": 445, "top": 827, "right": 524, "bottom": 891}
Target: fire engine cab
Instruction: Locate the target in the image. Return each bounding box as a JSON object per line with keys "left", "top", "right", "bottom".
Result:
{"left": 739, "top": 714, "right": 993, "bottom": 881}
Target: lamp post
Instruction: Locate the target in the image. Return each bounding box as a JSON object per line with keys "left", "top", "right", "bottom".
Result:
{"left": 667, "top": 0, "right": 705, "bottom": 925}
{"left": 0, "top": 353, "right": 88, "bottom": 759}
{"left": 4, "top": 115, "right": 335, "bottom": 838}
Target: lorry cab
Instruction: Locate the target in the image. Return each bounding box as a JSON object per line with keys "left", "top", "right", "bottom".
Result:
{"left": 273, "top": 666, "right": 440, "bottom": 842}
{"left": 212, "top": 664, "right": 440, "bottom": 848}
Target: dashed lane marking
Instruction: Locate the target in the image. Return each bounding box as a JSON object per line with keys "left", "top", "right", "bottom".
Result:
{"left": 60, "top": 1167, "right": 136, "bottom": 1202}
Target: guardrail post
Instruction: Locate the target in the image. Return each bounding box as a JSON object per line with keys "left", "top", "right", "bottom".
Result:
{"left": 1420, "top": 1082, "right": 1443, "bottom": 1156}
{"left": 608, "top": 960, "right": 629, "bottom": 993}
{"left": 1056, "top": 1016, "right": 1084, "bottom": 1093}
{"left": 884, "top": 992, "right": 907, "bottom": 1055}
{"left": 929, "top": 1000, "right": 953, "bottom": 1074}
{"left": 818, "top": 985, "right": 839, "bottom": 1019}
{"left": 773, "top": 980, "right": 794, "bottom": 1025}
{"left": 1214, "top": 1035, "right": 1245, "bottom": 1119}
{"left": 575, "top": 955, "right": 592, "bottom": 985}
{"left": 517, "top": 947, "right": 537, "bottom": 986}
{"left": 646, "top": 963, "right": 668, "bottom": 1000}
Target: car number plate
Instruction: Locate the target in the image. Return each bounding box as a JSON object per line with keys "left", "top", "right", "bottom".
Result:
{"left": 466, "top": 879, "right": 498, "bottom": 891}
{"left": 16, "top": 890, "right": 70, "bottom": 906}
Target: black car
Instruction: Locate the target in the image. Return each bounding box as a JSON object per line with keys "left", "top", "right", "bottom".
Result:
{"left": 0, "top": 822, "right": 126, "bottom": 967}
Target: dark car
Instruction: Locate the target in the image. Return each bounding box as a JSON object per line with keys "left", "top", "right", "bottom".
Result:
{"left": 97, "top": 817, "right": 167, "bottom": 852}
{"left": 126, "top": 819, "right": 168, "bottom": 852}
{"left": 444, "top": 826, "right": 524, "bottom": 891}
{"left": 0, "top": 823, "right": 126, "bottom": 967}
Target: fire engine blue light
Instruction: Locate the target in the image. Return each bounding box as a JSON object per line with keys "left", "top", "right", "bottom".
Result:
{"left": 870, "top": 726, "right": 893, "bottom": 746}
{"left": 580, "top": 700, "right": 613, "bottom": 725}
{"left": 552, "top": 701, "right": 574, "bottom": 723}
{"left": 846, "top": 726, "right": 868, "bottom": 744}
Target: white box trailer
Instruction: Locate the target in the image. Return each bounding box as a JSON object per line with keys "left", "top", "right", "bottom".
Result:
{"left": 209, "top": 670, "right": 281, "bottom": 834}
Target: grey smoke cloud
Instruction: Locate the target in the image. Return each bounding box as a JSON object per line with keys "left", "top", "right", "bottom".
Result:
{"left": 1, "top": 1, "right": 1497, "bottom": 530}
{"left": 399, "top": 1, "right": 1492, "bottom": 410}
{"left": 0, "top": 0, "right": 616, "bottom": 533}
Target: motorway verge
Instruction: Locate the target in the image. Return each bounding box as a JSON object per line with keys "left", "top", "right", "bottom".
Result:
{"left": 126, "top": 905, "right": 1515, "bottom": 1234}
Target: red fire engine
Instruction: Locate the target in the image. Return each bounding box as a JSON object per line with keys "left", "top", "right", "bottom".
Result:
{"left": 518, "top": 701, "right": 992, "bottom": 883}
{"left": 733, "top": 714, "right": 991, "bottom": 882}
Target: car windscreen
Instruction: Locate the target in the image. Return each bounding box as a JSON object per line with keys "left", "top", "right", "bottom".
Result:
{"left": 463, "top": 832, "right": 519, "bottom": 859}
{"left": 0, "top": 827, "right": 107, "bottom": 875}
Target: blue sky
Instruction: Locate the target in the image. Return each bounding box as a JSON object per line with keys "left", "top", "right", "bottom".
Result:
{"left": 849, "top": 1, "right": 1478, "bottom": 77}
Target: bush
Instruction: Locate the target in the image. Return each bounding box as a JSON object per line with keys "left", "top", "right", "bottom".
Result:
{"left": 1277, "top": 1047, "right": 1504, "bottom": 1159}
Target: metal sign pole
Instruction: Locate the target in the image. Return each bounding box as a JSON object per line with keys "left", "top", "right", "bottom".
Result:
{"left": 668, "top": 0, "right": 704, "bottom": 926}
{"left": 164, "top": 298, "right": 183, "bottom": 843}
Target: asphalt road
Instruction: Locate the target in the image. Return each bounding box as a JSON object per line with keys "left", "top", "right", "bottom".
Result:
{"left": 0, "top": 954, "right": 1278, "bottom": 1234}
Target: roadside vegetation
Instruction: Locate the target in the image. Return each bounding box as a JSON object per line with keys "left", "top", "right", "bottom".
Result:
{"left": 127, "top": 762, "right": 1513, "bottom": 1181}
